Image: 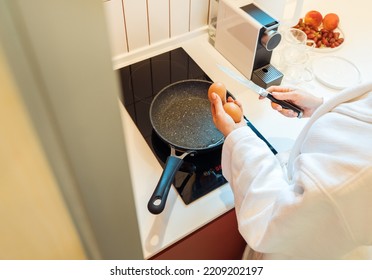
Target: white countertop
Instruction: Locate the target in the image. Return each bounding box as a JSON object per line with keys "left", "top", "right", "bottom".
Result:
{"left": 115, "top": 0, "right": 371, "bottom": 259}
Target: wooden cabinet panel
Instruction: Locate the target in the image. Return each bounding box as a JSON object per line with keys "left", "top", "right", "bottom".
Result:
{"left": 190, "top": 0, "right": 209, "bottom": 31}
{"left": 103, "top": 0, "right": 128, "bottom": 58}
{"left": 148, "top": 0, "right": 169, "bottom": 44}
{"left": 104, "top": 0, "right": 212, "bottom": 55}
{"left": 169, "top": 0, "right": 190, "bottom": 37}
{"left": 123, "top": 0, "right": 149, "bottom": 51}
{"left": 151, "top": 209, "right": 246, "bottom": 260}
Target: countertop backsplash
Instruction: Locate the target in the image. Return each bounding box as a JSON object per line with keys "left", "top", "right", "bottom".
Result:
{"left": 103, "top": 0, "right": 210, "bottom": 59}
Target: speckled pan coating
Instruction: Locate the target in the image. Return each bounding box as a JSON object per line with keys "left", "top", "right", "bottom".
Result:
{"left": 150, "top": 80, "right": 224, "bottom": 151}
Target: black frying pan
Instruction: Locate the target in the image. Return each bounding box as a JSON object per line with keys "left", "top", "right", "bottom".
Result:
{"left": 148, "top": 80, "right": 224, "bottom": 214}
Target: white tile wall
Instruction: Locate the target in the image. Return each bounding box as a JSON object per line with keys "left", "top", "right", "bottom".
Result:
{"left": 190, "top": 0, "right": 210, "bottom": 31}
{"left": 103, "top": 0, "right": 128, "bottom": 55}
{"left": 147, "top": 0, "right": 169, "bottom": 44}
{"left": 169, "top": 0, "right": 190, "bottom": 37}
{"left": 123, "top": 0, "right": 150, "bottom": 51}
{"left": 103, "top": 0, "right": 210, "bottom": 58}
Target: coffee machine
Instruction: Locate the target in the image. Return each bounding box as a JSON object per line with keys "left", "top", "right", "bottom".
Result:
{"left": 215, "top": 0, "right": 283, "bottom": 88}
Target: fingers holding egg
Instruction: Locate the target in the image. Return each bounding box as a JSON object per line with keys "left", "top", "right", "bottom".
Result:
{"left": 227, "top": 96, "right": 242, "bottom": 109}
{"left": 209, "top": 82, "right": 243, "bottom": 123}
{"left": 223, "top": 102, "right": 243, "bottom": 123}
{"left": 226, "top": 96, "right": 243, "bottom": 122}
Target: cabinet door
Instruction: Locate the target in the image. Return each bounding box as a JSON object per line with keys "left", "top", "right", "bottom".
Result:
{"left": 151, "top": 209, "right": 246, "bottom": 260}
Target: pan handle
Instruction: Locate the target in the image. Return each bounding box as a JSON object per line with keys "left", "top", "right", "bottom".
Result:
{"left": 148, "top": 148, "right": 193, "bottom": 214}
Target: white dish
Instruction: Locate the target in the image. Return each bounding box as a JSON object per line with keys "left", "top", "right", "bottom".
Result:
{"left": 312, "top": 56, "right": 361, "bottom": 90}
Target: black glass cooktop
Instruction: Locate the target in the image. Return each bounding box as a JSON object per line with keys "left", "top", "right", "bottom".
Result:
{"left": 117, "top": 47, "right": 276, "bottom": 205}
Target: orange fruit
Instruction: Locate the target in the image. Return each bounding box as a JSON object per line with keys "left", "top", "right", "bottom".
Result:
{"left": 322, "top": 13, "right": 339, "bottom": 31}
{"left": 304, "top": 10, "right": 323, "bottom": 28}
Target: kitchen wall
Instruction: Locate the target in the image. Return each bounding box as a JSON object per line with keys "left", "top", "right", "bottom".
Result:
{"left": 103, "top": 0, "right": 210, "bottom": 59}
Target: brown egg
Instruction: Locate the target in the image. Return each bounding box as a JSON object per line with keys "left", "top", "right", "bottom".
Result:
{"left": 223, "top": 102, "right": 242, "bottom": 123}
{"left": 208, "top": 82, "right": 227, "bottom": 104}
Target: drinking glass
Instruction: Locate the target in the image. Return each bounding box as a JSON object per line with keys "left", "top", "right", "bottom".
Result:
{"left": 279, "top": 28, "right": 315, "bottom": 84}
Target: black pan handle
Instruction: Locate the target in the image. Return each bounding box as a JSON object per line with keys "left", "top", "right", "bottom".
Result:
{"left": 148, "top": 155, "right": 184, "bottom": 215}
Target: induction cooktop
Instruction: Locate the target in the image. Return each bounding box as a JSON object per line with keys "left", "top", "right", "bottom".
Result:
{"left": 117, "top": 47, "right": 276, "bottom": 205}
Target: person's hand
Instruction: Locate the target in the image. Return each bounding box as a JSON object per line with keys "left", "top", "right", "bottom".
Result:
{"left": 209, "top": 93, "right": 246, "bottom": 137}
{"left": 264, "top": 86, "right": 323, "bottom": 118}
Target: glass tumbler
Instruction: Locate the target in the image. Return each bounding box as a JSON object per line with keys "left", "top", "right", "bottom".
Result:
{"left": 279, "top": 28, "right": 315, "bottom": 84}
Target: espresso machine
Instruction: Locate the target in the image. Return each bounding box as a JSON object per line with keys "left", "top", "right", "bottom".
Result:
{"left": 214, "top": 0, "right": 283, "bottom": 88}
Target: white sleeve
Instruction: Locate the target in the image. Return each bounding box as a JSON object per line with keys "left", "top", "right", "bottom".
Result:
{"left": 222, "top": 126, "right": 291, "bottom": 215}
{"left": 221, "top": 126, "right": 351, "bottom": 258}
{"left": 222, "top": 85, "right": 372, "bottom": 259}
{"left": 222, "top": 126, "right": 298, "bottom": 250}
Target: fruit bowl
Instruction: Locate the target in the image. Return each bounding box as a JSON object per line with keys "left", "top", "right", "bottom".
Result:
{"left": 310, "top": 26, "right": 345, "bottom": 52}
{"left": 292, "top": 11, "right": 344, "bottom": 52}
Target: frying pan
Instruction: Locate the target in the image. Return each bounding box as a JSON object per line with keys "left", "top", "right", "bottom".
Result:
{"left": 148, "top": 80, "right": 224, "bottom": 214}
